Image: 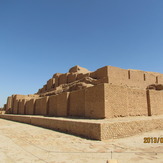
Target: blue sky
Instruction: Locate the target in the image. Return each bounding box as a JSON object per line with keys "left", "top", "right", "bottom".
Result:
{"left": 0, "top": 0, "right": 163, "bottom": 107}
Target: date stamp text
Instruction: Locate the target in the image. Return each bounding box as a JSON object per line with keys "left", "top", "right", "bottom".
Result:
{"left": 144, "top": 137, "right": 163, "bottom": 143}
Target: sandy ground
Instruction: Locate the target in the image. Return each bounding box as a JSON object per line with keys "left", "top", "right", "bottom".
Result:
{"left": 0, "top": 118, "right": 163, "bottom": 163}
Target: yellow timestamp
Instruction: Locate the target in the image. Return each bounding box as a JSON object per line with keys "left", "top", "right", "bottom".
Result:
{"left": 144, "top": 137, "right": 163, "bottom": 143}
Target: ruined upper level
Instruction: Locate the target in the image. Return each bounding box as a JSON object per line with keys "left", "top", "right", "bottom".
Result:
{"left": 37, "top": 65, "right": 163, "bottom": 96}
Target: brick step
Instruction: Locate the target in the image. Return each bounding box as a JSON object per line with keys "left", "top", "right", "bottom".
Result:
{"left": 0, "top": 114, "right": 163, "bottom": 140}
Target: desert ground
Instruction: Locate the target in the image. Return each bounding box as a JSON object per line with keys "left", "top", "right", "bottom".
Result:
{"left": 0, "top": 118, "right": 162, "bottom": 163}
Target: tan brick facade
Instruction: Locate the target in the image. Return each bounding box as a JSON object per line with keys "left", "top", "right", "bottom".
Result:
{"left": 4, "top": 65, "right": 163, "bottom": 120}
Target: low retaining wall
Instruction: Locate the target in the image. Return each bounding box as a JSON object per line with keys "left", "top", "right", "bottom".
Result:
{"left": 101, "top": 117, "right": 163, "bottom": 139}
{"left": 0, "top": 114, "right": 163, "bottom": 140}
{"left": 0, "top": 114, "right": 31, "bottom": 124}
{"left": 0, "top": 114, "right": 101, "bottom": 140}
{"left": 30, "top": 116, "right": 101, "bottom": 140}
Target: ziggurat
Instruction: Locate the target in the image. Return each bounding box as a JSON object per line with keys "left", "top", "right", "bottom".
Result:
{"left": 1, "top": 65, "right": 163, "bottom": 140}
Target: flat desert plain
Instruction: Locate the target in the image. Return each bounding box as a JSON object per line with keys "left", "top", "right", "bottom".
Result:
{"left": 0, "top": 118, "right": 162, "bottom": 163}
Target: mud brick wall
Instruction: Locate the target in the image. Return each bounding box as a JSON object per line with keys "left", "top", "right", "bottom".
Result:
{"left": 77, "top": 73, "right": 90, "bottom": 80}
{"left": 53, "top": 73, "right": 63, "bottom": 87}
{"left": 54, "top": 75, "right": 59, "bottom": 87}
{"left": 4, "top": 85, "right": 163, "bottom": 119}
{"left": 69, "top": 89, "right": 85, "bottom": 117}
{"left": 47, "top": 78, "right": 55, "bottom": 90}
{"left": 26, "top": 99, "right": 36, "bottom": 115}
{"left": 13, "top": 99, "right": 19, "bottom": 114}
{"left": 104, "top": 84, "right": 128, "bottom": 118}
{"left": 42, "top": 85, "right": 47, "bottom": 92}
{"left": 4, "top": 65, "right": 163, "bottom": 119}
{"left": 56, "top": 92, "right": 69, "bottom": 116}
{"left": 148, "top": 90, "right": 163, "bottom": 115}
{"left": 128, "top": 70, "right": 145, "bottom": 89}
{"left": 84, "top": 83, "right": 148, "bottom": 119}
{"left": 1, "top": 114, "right": 163, "bottom": 140}
{"left": 30, "top": 116, "right": 101, "bottom": 140}
{"left": 158, "top": 74, "right": 163, "bottom": 84}
{"left": 48, "top": 95, "right": 57, "bottom": 116}
{"left": 47, "top": 92, "right": 69, "bottom": 117}
{"left": 107, "top": 66, "right": 129, "bottom": 86}
{"left": 85, "top": 84, "right": 105, "bottom": 118}
{"left": 127, "top": 88, "right": 148, "bottom": 116}
{"left": 18, "top": 99, "right": 27, "bottom": 115}
{"left": 144, "top": 72, "right": 157, "bottom": 87}
{"left": 6, "top": 96, "right": 12, "bottom": 110}
{"left": 90, "top": 66, "right": 128, "bottom": 85}
{"left": 127, "top": 70, "right": 158, "bottom": 89}
{"left": 37, "top": 65, "right": 163, "bottom": 96}
{"left": 35, "top": 97, "right": 49, "bottom": 115}
{"left": 12, "top": 95, "right": 39, "bottom": 115}
{"left": 67, "top": 73, "right": 77, "bottom": 83}
{"left": 0, "top": 114, "right": 31, "bottom": 124}
{"left": 104, "top": 84, "right": 148, "bottom": 118}
{"left": 43, "top": 83, "right": 151, "bottom": 119}
{"left": 90, "top": 66, "right": 160, "bottom": 89}
{"left": 90, "top": 66, "right": 108, "bottom": 79}
{"left": 58, "top": 73, "right": 68, "bottom": 85}
{"left": 5, "top": 96, "right": 14, "bottom": 114}
{"left": 12, "top": 95, "right": 19, "bottom": 114}
{"left": 100, "top": 117, "right": 163, "bottom": 140}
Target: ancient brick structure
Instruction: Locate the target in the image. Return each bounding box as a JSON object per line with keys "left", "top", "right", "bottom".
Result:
{"left": 5, "top": 65, "right": 163, "bottom": 118}
{"left": 3, "top": 65, "right": 163, "bottom": 140}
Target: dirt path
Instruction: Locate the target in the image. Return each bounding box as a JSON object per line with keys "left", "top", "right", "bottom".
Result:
{"left": 0, "top": 118, "right": 163, "bottom": 163}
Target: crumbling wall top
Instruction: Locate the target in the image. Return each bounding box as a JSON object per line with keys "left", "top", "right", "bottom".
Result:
{"left": 69, "top": 65, "right": 90, "bottom": 74}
